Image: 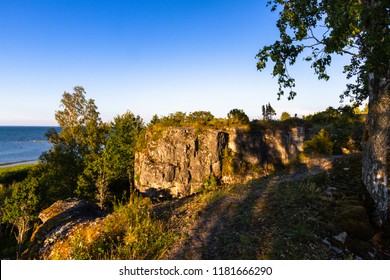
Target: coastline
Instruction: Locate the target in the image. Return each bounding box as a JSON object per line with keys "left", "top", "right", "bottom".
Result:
{"left": 0, "top": 160, "right": 37, "bottom": 168}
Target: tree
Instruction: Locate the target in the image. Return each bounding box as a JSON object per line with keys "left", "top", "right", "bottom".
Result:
{"left": 227, "top": 109, "right": 250, "bottom": 124}
{"left": 102, "top": 111, "right": 144, "bottom": 198}
{"left": 2, "top": 181, "right": 38, "bottom": 259}
{"left": 256, "top": 1, "right": 389, "bottom": 225}
{"left": 41, "top": 86, "right": 107, "bottom": 201}
{"left": 187, "top": 111, "right": 215, "bottom": 124}
{"left": 280, "top": 111, "right": 291, "bottom": 121}
{"left": 262, "top": 103, "right": 276, "bottom": 121}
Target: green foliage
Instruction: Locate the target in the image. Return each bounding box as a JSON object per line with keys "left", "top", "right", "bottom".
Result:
{"left": 187, "top": 111, "right": 215, "bottom": 124}
{"left": 257, "top": 0, "right": 389, "bottom": 104}
{"left": 102, "top": 111, "right": 145, "bottom": 200}
{"left": 41, "top": 86, "right": 108, "bottom": 202}
{"left": 280, "top": 112, "right": 291, "bottom": 121}
{"left": 142, "top": 111, "right": 229, "bottom": 147}
{"left": 155, "top": 111, "right": 187, "bottom": 127}
{"left": 303, "top": 129, "right": 334, "bottom": 156}
{"left": 227, "top": 109, "right": 250, "bottom": 125}
{"left": 262, "top": 103, "right": 276, "bottom": 121}
{"left": 0, "top": 164, "right": 33, "bottom": 186}
{"left": 305, "top": 106, "right": 343, "bottom": 125}
{"left": 304, "top": 106, "right": 364, "bottom": 154}
{"left": 202, "top": 175, "right": 219, "bottom": 192}
{"left": 2, "top": 181, "right": 38, "bottom": 258}
{"left": 66, "top": 196, "right": 177, "bottom": 260}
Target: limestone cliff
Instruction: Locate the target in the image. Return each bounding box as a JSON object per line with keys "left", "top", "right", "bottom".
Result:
{"left": 135, "top": 125, "right": 305, "bottom": 198}
{"left": 135, "top": 127, "right": 228, "bottom": 198}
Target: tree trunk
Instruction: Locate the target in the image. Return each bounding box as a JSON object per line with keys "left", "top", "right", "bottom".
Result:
{"left": 362, "top": 73, "right": 390, "bottom": 227}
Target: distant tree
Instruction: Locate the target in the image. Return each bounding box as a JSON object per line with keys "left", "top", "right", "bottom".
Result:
{"left": 102, "top": 111, "right": 145, "bottom": 199}
{"left": 280, "top": 112, "right": 291, "bottom": 121}
{"left": 2, "top": 181, "right": 38, "bottom": 259}
{"left": 187, "top": 111, "right": 214, "bottom": 124}
{"left": 262, "top": 103, "right": 276, "bottom": 121}
{"left": 227, "top": 109, "right": 250, "bottom": 124}
{"left": 256, "top": 0, "right": 389, "bottom": 225}
{"left": 159, "top": 112, "right": 187, "bottom": 126}
{"left": 150, "top": 114, "right": 160, "bottom": 125}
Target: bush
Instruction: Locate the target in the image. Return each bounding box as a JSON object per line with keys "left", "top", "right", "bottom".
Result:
{"left": 0, "top": 165, "right": 33, "bottom": 186}
{"left": 202, "top": 175, "right": 219, "bottom": 192}
{"left": 227, "top": 109, "right": 250, "bottom": 125}
{"left": 187, "top": 111, "right": 214, "bottom": 124}
{"left": 303, "top": 129, "right": 334, "bottom": 156}
{"left": 56, "top": 196, "right": 177, "bottom": 260}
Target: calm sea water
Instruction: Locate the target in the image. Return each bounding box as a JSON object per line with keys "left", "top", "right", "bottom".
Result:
{"left": 0, "top": 126, "right": 56, "bottom": 166}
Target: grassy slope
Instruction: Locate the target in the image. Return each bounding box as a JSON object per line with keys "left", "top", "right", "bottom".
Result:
{"left": 154, "top": 153, "right": 390, "bottom": 260}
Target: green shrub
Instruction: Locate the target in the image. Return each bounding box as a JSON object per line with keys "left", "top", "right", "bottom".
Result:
{"left": 0, "top": 165, "right": 33, "bottom": 186}
{"left": 202, "top": 175, "right": 219, "bottom": 192}
{"left": 227, "top": 109, "right": 250, "bottom": 125}
{"left": 303, "top": 129, "right": 334, "bottom": 156}
{"left": 65, "top": 196, "right": 177, "bottom": 260}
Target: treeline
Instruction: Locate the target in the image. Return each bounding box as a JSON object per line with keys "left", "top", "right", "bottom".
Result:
{"left": 0, "top": 86, "right": 366, "bottom": 259}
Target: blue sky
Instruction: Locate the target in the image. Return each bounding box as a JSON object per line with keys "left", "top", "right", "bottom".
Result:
{"left": 0, "top": 0, "right": 353, "bottom": 126}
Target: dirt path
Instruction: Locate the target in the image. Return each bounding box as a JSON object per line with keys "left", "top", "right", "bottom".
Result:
{"left": 159, "top": 156, "right": 345, "bottom": 259}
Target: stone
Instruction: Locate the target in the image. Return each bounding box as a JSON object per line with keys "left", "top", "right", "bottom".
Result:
{"left": 333, "top": 231, "right": 348, "bottom": 244}
{"left": 22, "top": 198, "right": 106, "bottom": 260}
{"left": 322, "top": 238, "right": 331, "bottom": 246}
{"left": 331, "top": 246, "right": 343, "bottom": 255}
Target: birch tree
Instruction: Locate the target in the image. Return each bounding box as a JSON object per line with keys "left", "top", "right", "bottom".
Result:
{"left": 257, "top": 0, "right": 389, "bottom": 225}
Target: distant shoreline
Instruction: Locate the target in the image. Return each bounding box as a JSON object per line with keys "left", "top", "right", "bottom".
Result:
{"left": 0, "top": 160, "right": 37, "bottom": 168}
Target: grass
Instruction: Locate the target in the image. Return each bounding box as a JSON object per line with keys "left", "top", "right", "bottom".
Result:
{"left": 0, "top": 164, "right": 34, "bottom": 186}
{"left": 153, "top": 153, "right": 389, "bottom": 260}
{"left": 49, "top": 196, "right": 177, "bottom": 260}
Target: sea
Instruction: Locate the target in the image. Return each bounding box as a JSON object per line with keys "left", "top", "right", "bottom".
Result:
{"left": 0, "top": 126, "right": 57, "bottom": 166}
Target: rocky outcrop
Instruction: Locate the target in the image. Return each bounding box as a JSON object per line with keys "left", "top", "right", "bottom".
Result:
{"left": 228, "top": 126, "right": 305, "bottom": 165}
{"left": 135, "top": 127, "right": 228, "bottom": 198}
{"left": 135, "top": 125, "right": 305, "bottom": 198}
{"left": 23, "top": 198, "right": 106, "bottom": 259}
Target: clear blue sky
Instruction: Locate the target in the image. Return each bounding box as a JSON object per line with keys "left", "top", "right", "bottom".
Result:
{"left": 0, "top": 0, "right": 353, "bottom": 126}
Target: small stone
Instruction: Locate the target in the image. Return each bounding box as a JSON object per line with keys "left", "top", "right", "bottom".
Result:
{"left": 324, "top": 190, "right": 333, "bottom": 197}
{"left": 333, "top": 231, "right": 348, "bottom": 244}
{"left": 322, "top": 238, "right": 331, "bottom": 246}
{"left": 331, "top": 246, "right": 343, "bottom": 255}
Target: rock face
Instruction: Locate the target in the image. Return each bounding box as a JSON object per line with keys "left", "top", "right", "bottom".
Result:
{"left": 135, "top": 126, "right": 305, "bottom": 198}
{"left": 23, "top": 198, "right": 106, "bottom": 260}
{"left": 135, "top": 127, "right": 228, "bottom": 197}
{"left": 227, "top": 126, "right": 305, "bottom": 166}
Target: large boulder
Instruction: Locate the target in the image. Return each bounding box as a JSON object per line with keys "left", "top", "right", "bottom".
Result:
{"left": 23, "top": 198, "right": 106, "bottom": 259}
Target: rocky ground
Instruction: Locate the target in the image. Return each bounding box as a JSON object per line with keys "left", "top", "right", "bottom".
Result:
{"left": 154, "top": 154, "right": 390, "bottom": 260}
